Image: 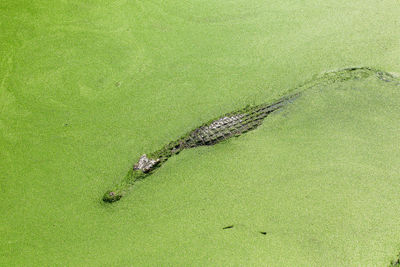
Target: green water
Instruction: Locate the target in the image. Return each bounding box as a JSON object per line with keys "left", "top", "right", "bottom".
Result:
{"left": 1, "top": 0, "right": 400, "bottom": 265}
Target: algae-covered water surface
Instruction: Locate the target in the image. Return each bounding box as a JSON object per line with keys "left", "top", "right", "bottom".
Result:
{"left": 1, "top": 0, "right": 400, "bottom": 266}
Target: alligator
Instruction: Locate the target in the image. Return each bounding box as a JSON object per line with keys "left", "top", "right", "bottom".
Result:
{"left": 102, "top": 67, "right": 399, "bottom": 203}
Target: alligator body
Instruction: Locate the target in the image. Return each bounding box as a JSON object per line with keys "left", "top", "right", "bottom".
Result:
{"left": 102, "top": 67, "right": 399, "bottom": 203}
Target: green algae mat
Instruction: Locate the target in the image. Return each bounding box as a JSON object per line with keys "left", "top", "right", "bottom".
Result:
{"left": 1, "top": 0, "right": 400, "bottom": 266}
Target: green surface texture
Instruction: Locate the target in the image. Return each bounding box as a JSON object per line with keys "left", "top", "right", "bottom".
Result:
{"left": 1, "top": 0, "right": 400, "bottom": 266}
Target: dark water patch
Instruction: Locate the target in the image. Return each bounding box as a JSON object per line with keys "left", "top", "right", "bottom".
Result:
{"left": 391, "top": 253, "right": 400, "bottom": 267}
